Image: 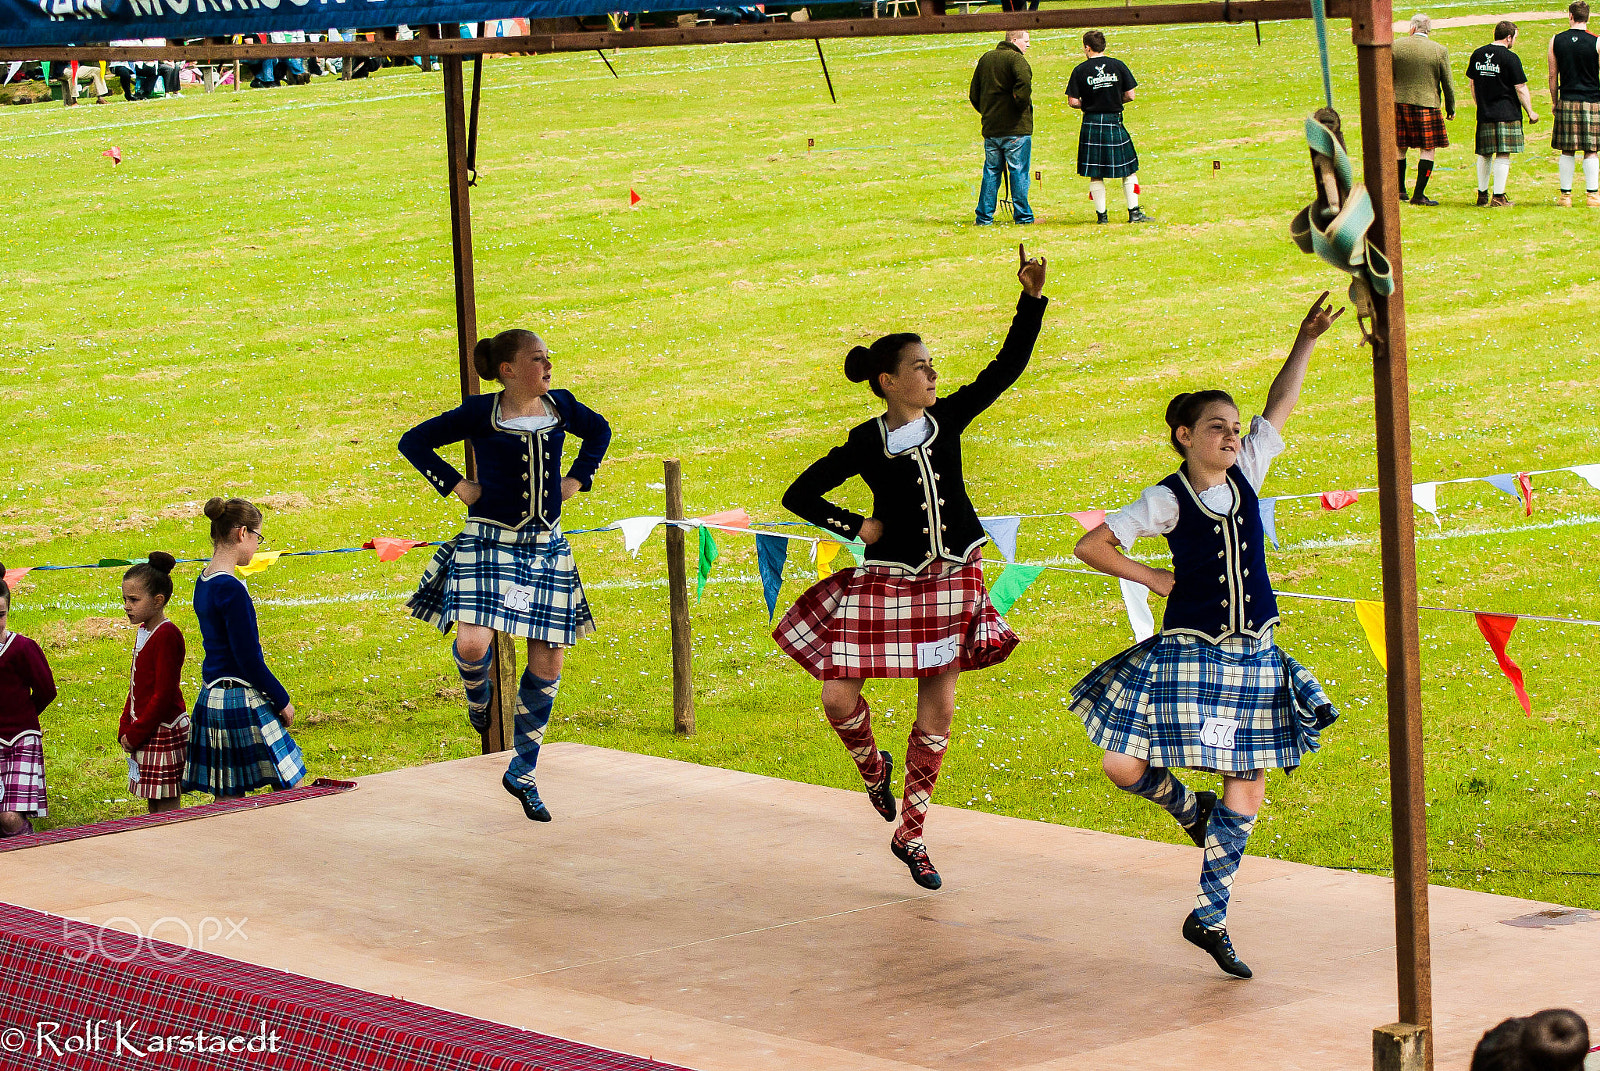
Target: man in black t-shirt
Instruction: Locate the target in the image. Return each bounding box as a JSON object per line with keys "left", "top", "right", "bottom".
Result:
{"left": 1067, "top": 30, "right": 1153, "bottom": 224}
{"left": 1548, "top": 0, "right": 1600, "bottom": 205}
{"left": 1468, "top": 20, "right": 1539, "bottom": 206}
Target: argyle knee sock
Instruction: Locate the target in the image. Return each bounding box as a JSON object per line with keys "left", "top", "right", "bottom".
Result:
{"left": 1491, "top": 155, "right": 1510, "bottom": 195}
{"left": 1089, "top": 179, "right": 1107, "bottom": 213}
{"left": 1121, "top": 765, "right": 1199, "bottom": 827}
{"left": 1122, "top": 173, "right": 1139, "bottom": 209}
{"left": 1413, "top": 159, "right": 1434, "bottom": 199}
{"left": 453, "top": 639, "right": 494, "bottom": 723}
{"left": 1560, "top": 152, "right": 1576, "bottom": 193}
{"left": 894, "top": 728, "right": 950, "bottom": 849}
{"left": 505, "top": 669, "right": 559, "bottom": 788}
{"left": 826, "top": 696, "right": 886, "bottom": 786}
{"left": 1195, "top": 803, "right": 1258, "bottom": 930}
{"left": 1585, "top": 155, "right": 1599, "bottom": 192}
{"left": 1397, "top": 157, "right": 1408, "bottom": 198}
{"left": 1475, "top": 154, "right": 1491, "bottom": 192}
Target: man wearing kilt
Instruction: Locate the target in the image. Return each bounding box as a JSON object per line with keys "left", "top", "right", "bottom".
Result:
{"left": 1392, "top": 14, "right": 1455, "bottom": 206}
{"left": 775, "top": 245, "right": 1047, "bottom": 891}
{"left": 1548, "top": 2, "right": 1600, "bottom": 206}
{"left": 1068, "top": 31, "right": 1153, "bottom": 224}
{"left": 1469, "top": 22, "right": 1540, "bottom": 206}
{"left": 401, "top": 329, "right": 610, "bottom": 823}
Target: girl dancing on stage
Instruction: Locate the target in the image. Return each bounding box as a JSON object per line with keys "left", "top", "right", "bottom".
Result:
{"left": 775, "top": 245, "right": 1048, "bottom": 891}
{"left": 401, "top": 329, "right": 611, "bottom": 823}
{"left": 1069, "top": 293, "right": 1344, "bottom": 978}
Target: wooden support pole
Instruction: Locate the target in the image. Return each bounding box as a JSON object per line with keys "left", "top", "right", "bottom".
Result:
{"left": 1350, "top": 0, "right": 1433, "bottom": 1067}
{"left": 439, "top": 23, "right": 512, "bottom": 755}
{"left": 814, "top": 39, "right": 837, "bottom": 103}
{"left": 663, "top": 459, "right": 695, "bottom": 736}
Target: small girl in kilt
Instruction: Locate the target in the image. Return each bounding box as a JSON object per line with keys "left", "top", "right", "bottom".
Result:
{"left": 0, "top": 564, "right": 56, "bottom": 838}
{"left": 1069, "top": 293, "right": 1344, "bottom": 978}
{"left": 775, "top": 245, "right": 1048, "bottom": 891}
{"left": 400, "top": 329, "right": 611, "bottom": 823}
{"left": 119, "top": 553, "right": 188, "bottom": 814}
{"left": 182, "top": 498, "right": 306, "bottom": 800}
{"left": 1068, "top": 30, "right": 1154, "bottom": 224}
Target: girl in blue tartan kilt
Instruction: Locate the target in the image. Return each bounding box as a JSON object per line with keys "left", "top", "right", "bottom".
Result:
{"left": 400, "top": 329, "right": 611, "bottom": 823}
{"left": 183, "top": 498, "right": 307, "bottom": 799}
{"left": 1068, "top": 293, "right": 1345, "bottom": 979}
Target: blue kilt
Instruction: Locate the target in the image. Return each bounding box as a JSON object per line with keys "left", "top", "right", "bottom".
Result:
{"left": 408, "top": 520, "right": 595, "bottom": 646}
{"left": 1077, "top": 113, "right": 1140, "bottom": 179}
{"left": 182, "top": 680, "right": 307, "bottom": 795}
{"left": 1070, "top": 631, "right": 1337, "bottom": 774}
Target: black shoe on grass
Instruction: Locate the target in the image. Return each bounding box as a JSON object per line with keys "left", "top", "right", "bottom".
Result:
{"left": 1183, "top": 911, "right": 1252, "bottom": 978}
{"left": 503, "top": 773, "right": 552, "bottom": 822}
{"left": 1096, "top": 210, "right": 1109, "bottom": 224}
{"left": 891, "top": 838, "right": 942, "bottom": 890}
{"left": 866, "top": 751, "right": 896, "bottom": 822}
{"left": 1128, "top": 207, "right": 1156, "bottom": 223}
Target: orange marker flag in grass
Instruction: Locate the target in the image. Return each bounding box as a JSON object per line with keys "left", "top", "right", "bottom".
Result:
{"left": 1321, "top": 489, "right": 1360, "bottom": 511}
{"left": 1474, "top": 613, "right": 1533, "bottom": 715}
{"left": 102, "top": 147, "right": 122, "bottom": 165}
{"left": 366, "top": 537, "right": 424, "bottom": 563}
{"left": 629, "top": 189, "right": 641, "bottom": 206}
{"left": 1354, "top": 599, "right": 1388, "bottom": 671}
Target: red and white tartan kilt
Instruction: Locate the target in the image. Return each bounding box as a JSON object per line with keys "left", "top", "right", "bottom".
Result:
{"left": 773, "top": 552, "right": 1018, "bottom": 681}
{"left": 0, "top": 730, "right": 47, "bottom": 817}
{"left": 132, "top": 717, "right": 190, "bottom": 800}
{"left": 1395, "top": 103, "right": 1449, "bottom": 149}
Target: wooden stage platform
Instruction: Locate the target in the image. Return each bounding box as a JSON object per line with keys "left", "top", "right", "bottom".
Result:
{"left": 2, "top": 744, "right": 1595, "bottom": 1070}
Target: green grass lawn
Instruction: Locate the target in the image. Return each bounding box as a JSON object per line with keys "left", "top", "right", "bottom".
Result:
{"left": 3, "top": 16, "right": 1598, "bottom": 909}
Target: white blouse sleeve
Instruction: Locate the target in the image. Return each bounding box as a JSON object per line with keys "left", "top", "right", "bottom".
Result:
{"left": 1103, "top": 485, "right": 1181, "bottom": 550}
{"left": 1236, "top": 416, "right": 1285, "bottom": 492}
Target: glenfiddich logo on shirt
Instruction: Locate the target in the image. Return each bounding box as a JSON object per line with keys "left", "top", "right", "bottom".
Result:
{"left": 1475, "top": 57, "right": 1502, "bottom": 75}
{"left": 1086, "top": 63, "right": 1120, "bottom": 88}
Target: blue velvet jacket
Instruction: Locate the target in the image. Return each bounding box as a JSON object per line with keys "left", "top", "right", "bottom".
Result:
{"left": 399, "top": 390, "right": 612, "bottom": 531}
{"left": 1159, "top": 465, "right": 1280, "bottom": 642}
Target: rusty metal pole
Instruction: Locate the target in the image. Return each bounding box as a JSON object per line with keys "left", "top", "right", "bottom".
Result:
{"left": 440, "top": 23, "right": 514, "bottom": 755}
{"left": 663, "top": 459, "right": 696, "bottom": 735}
{"left": 1349, "top": 0, "right": 1432, "bottom": 1067}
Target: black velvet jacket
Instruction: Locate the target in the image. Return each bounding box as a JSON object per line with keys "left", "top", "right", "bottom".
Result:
{"left": 782, "top": 293, "right": 1047, "bottom": 574}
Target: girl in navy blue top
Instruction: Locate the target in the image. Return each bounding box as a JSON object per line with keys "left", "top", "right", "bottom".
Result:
{"left": 1068, "top": 293, "right": 1344, "bottom": 979}
{"left": 400, "top": 329, "right": 612, "bottom": 824}
{"left": 181, "top": 497, "right": 307, "bottom": 799}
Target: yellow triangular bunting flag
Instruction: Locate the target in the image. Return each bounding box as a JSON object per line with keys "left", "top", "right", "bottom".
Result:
{"left": 1353, "top": 599, "right": 1388, "bottom": 671}
{"left": 816, "top": 539, "right": 842, "bottom": 580}
{"left": 236, "top": 551, "right": 282, "bottom": 577}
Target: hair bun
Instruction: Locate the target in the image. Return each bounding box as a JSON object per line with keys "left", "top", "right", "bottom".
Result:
{"left": 1164, "top": 393, "right": 1193, "bottom": 428}
{"left": 146, "top": 551, "right": 177, "bottom": 574}
{"left": 843, "top": 346, "right": 874, "bottom": 383}
{"left": 203, "top": 497, "right": 226, "bottom": 520}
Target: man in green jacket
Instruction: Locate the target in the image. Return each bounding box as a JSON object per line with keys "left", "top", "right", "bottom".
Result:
{"left": 970, "top": 30, "right": 1034, "bottom": 225}
{"left": 1392, "top": 13, "right": 1456, "bottom": 205}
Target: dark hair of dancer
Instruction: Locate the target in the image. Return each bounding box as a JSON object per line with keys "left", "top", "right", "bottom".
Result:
{"left": 1083, "top": 29, "right": 1107, "bottom": 51}
{"left": 845, "top": 333, "right": 923, "bottom": 399}
{"left": 0, "top": 560, "right": 9, "bottom": 605}
{"left": 203, "top": 497, "right": 263, "bottom": 545}
{"left": 124, "top": 552, "right": 178, "bottom": 603}
{"left": 1471, "top": 1009, "right": 1590, "bottom": 1071}
{"left": 1164, "top": 390, "right": 1237, "bottom": 456}
{"left": 473, "top": 329, "right": 542, "bottom": 383}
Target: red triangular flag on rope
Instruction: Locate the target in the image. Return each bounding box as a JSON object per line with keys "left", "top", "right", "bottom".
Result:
{"left": 3, "top": 567, "right": 31, "bottom": 587}
{"left": 365, "top": 537, "right": 424, "bottom": 563}
{"left": 1320, "top": 489, "right": 1360, "bottom": 511}
{"left": 695, "top": 508, "right": 750, "bottom": 529}
{"left": 102, "top": 147, "right": 122, "bottom": 165}
{"left": 1516, "top": 472, "right": 1533, "bottom": 516}
{"left": 629, "top": 189, "right": 641, "bottom": 206}
{"left": 1474, "top": 613, "right": 1532, "bottom": 716}
{"left": 1067, "top": 509, "right": 1107, "bottom": 531}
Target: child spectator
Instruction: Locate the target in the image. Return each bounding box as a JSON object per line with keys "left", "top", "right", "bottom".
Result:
{"left": 119, "top": 553, "right": 188, "bottom": 814}
{"left": 0, "top": 564, "right": 56, "bottom": 837}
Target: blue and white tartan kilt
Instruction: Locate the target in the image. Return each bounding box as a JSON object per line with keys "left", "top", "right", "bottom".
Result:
{"left": 407, "top": 520, "right": 595, "bottom": 646}
{"left": 1070, "top": 631, "right": 1338, "bottom": 774}
{"left": 1077, "top": 113, "right": 1140, "bottom": 179}
{"left": 181, "top": 680, "right": 307, "bottom": 795}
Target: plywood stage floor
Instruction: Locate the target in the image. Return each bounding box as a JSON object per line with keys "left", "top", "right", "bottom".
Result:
{"left": 3, "top": 744, "right": 1595, "bottom": 1070}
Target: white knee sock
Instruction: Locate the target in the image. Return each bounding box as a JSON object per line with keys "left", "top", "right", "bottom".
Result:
{"left": 1491, "top": 155, "right": 1511, "bottom": 195}
{"left": 1123, "top": 173, "right": 1139, "bottom": 209}
{"left": 1089, "top": 179, "right": 1106, "bottom": 213}
{"left": 1476, "top": 154, "right": 1491, "bottom": 191}
{"left": 1586, "top": 155, "right": 1600, "bottom": 192}
{"left": 1560, "top": 153, "right": 1575, "bottom": 192}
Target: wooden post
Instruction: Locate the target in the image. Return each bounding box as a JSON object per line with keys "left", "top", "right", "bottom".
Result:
{"left": 663, "top": 459, "right": 695, "bottom": 735}
{"left": 439, "top": 23, "right": 511, "bottom": 754}
{"left": 1350, "top": 0, "right": 1432, "bottom": 1067}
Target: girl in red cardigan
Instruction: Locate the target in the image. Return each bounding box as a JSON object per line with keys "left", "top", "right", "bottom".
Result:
{"left": 0, "top": 562, "right": 56, "bottom": 837}
{"left": 119, "top": 553, "right": 188, "bottom": 814}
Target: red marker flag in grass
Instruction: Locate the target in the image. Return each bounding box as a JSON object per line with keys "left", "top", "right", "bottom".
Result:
{"left": 1068, "top": 509, "right": 1107, "bottom": 531}
{"left": 1474, "top": 613, "right": 1532, "bottom": 715}
{"left": 102, "top": 147, "right": 122, "bottom": 165}
{"left": 629, "top": 189, "right": 641, "bottom": 206}
{"left": 1321, "top": 489, "right": 1360, "bottom": 511}
{"left": 365, "top": 537, "right": 424, "bottom": 563}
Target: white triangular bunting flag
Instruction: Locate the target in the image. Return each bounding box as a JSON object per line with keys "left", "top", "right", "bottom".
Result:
{"left": 1119, "top": 578, "right": 1156, "bottom": 642}
{"left": 612, "top": 516, "right": 664, "bottom": 556}
{"left": 1570, "top": 464, "right": 1600, "bottom": 493}
{"left": 1411, "top": 482, "right": 1441, "bottom": 526}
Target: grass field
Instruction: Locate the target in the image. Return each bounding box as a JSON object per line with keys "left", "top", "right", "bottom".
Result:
{"left": 3, "top": 14, "right": 1598, "bottom": 909}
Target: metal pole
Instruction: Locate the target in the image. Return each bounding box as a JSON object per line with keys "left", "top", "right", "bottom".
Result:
{"left": 440, "top": 24, "right": 514, "bottom": 755}
{"left": 663, "top": 459, "right": 695, "bottom": 736}
{"left": 1350, "top": 0, "right": 1432, "bottom": 1067}
{"left": 814, "top": 39, "right": 837, "bottom": 102}
{"left": 596, "top": 49, "right": 620, "bottom": 77}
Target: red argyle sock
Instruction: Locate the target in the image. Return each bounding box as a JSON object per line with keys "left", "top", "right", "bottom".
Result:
{"left": 826, "top": 696, "right": 886, "bottom": 786}
{"left": 894, "top": 728, "right": 950, "bottom": 849}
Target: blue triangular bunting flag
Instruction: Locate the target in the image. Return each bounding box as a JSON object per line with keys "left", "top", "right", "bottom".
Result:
{"left": 757, "top": 534, "right": 788, "bottom": 620}
{"left": 1483, "top": 473, "right": 1520, "bottom": 500}
{"left": 1259, "top": 497, "right": 1280, "bottom": 550}
{"left": 979, "top": 515, "right": 1022, "bottom": 562}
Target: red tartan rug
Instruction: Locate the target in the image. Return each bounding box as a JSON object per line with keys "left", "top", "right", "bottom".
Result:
{"left": 0, "top": 778, "right": 358, "bottom": 853}
{"left": 0, "top": 900, "right": 696, "bottom": 1070}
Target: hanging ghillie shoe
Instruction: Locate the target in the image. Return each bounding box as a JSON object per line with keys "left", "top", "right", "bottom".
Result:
{"left": 1288, "top": 109, "right": 1394, "bottom": 308}
{"left": 503, "top": 773, "right": 552, "bottom": 822}
{"left": 1183, "top": 911, "right": 1253, "bottom": 978}
{"left": 1095, "top": 211, "right": 1109, "bottom": 224}
{"left": 1181, "top": 791, "right": 1218, "bottom": 848}
{"left": 891, "top": 838, "right": 942, "bottom": 890}
{"left": 866, "top": 750, "right": 896, "bottom": 822}
{"left": 1128, "top": 207, "right": 1156, "bottom": 223}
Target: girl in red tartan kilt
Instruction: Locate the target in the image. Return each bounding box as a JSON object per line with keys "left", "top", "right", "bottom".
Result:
{"left": 774, "top": 245, "right": 1048, "bottom": 890}
{"left": 119, "top": 553, "right": 188, "bottom": 814}
{"left": 0, "top": 564, "right": 55, "bottom": 838}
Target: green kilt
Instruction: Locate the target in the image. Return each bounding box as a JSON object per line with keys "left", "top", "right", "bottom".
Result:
{"left": 1476, "top": 119, "right": 1524, "bottom": 155}
{"left": 1553, "top": 99, "right": 1600, "bottom": 153}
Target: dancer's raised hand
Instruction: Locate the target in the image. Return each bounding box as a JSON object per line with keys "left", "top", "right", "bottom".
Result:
{"left": 1017, "top": 243, "right": 1047, "bottom": 298}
